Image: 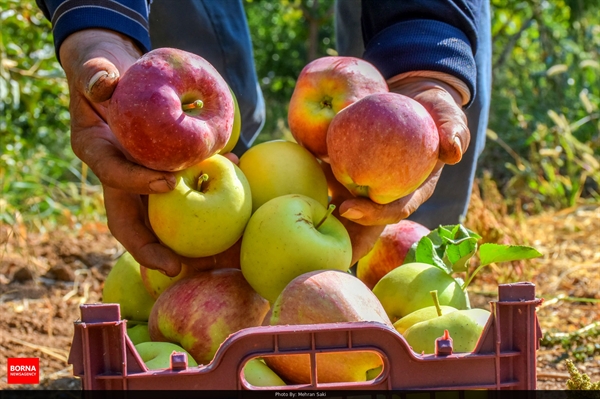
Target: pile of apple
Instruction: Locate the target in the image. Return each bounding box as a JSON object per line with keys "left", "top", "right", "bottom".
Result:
{"left": 101, "top": 48, "right": 540, "bottom": 386}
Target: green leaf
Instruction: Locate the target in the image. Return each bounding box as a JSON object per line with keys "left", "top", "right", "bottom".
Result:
{"left": 412, "top": 237, "right": 452, "bottom": 274}
{"left": 479, "top": 243, "right": 543, "bottom": 266}
{"left": 446, "top": 238, "right": 479, "bottom": 272}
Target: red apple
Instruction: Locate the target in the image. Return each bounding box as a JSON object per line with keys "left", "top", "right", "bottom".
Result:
{"left": 108, "top": 47, "right": 234, "bottom": 172}
{"left": 288, "top": 56, "right": 388, "bottom": 162}
{"left": 265, "top": 270, "right": 392, "bottom": 384}
{"left": 357, "top": 220, "right": 430, "bottom": 289}
{"left": 148, "top": 268, "right": 269, "bottom": 365}
{"left": 327, "top": 92, "right": 439, "bottom": 204}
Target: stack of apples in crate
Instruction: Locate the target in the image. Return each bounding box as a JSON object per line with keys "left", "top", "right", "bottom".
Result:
{"left": 101, "top": 48, "right": 541, "bottom": 386}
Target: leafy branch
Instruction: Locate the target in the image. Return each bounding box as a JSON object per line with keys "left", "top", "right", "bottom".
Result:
{"left": 403, "top": 224, "right": 542, "bottom": 291}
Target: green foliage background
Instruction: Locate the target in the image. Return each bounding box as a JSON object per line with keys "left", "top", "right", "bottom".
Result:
{"left": 1, "top": 0, "right": 599, "bottom": 230}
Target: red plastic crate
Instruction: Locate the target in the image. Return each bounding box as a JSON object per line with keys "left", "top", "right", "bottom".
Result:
{"left": 68, "top": 282, "right": 543, "bottom": 391}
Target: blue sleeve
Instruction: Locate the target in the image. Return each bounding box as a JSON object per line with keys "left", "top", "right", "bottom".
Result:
{"left": 361, "top": 0, "right": 481, "bottom": 107}
{"left": 36, "top": 0, "right": 151, "bottom": 62}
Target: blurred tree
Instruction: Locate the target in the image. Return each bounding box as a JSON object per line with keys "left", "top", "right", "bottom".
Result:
{"left": 484, "top": 0, "right": 599, "bottom": 210}
{"left": 244, "top": 0, "right": 335, "bottom": 142}
{"left": 1, "top": 0, "right": 104, "bottom": 228}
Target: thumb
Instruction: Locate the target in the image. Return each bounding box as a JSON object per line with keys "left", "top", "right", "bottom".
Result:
{"left": 80, "top": 57, "right": 121, "bottom": 103}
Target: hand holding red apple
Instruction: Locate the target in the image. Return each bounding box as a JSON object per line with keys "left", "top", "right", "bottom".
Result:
{"left": 108, "top": 47, "right": 235, "bottom": 172}
{"left": 60, "top": 30, "right": 176, "bottom": 195}
{"left": 330, "top": 77, "right": 470, "bottom": 227}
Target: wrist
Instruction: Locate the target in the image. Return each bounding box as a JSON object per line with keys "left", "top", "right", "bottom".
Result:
{"left": 387, "top": 71, "right": 470, "bottom": 106}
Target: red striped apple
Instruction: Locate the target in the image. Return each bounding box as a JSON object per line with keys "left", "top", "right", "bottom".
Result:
{"left": 357, "top": 220, "right": 430, "bottom": 289}
{"left": 288, "top": 56, "right": 388, "bottom": 162}
{"left": 108, "top": 47, "right": 234, "bottom": 171}
{"left": 327, "top": 92, "right": 439, "bottom": 204}
{"left": 148, "top": 268, "right": 270, "bottom": 365}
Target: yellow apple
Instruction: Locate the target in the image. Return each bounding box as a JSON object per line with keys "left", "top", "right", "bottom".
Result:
{"left": 148, "top": 154, "right": 252, "bottom": 258}
{"left": 403, "top": 308, "right": 491, "bottom": 354}
{"left": 238, "top": 140, "right": 329, "bottom": 212}
{"left": 393, "top": 305, "right": 458, "bottom": 335}
{"left": 219, "top": 87, "right": 241, "bottom": 155}
{"left": 102, "top": 252, "right": 156, "bottom": 322}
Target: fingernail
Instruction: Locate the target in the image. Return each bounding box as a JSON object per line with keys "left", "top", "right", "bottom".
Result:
{"left": 87, "top": 71, "right": 110, "bottom": 93}
{"left": 341, "top": 208, "right": 364, "bottom": 220}
{"left": 149, "top": 179, "right": 173, "bottom": 193}
{"left": 454, "top": 136, "right": 462, "bottom": 151}
{"left": 157, "top": 268, "right": 168, "bottom": 276}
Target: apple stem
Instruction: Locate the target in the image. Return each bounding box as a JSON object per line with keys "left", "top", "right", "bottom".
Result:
{"left": 430, "top": 290, "right": 443, "bottom": 317}
{"left": 320, "top": 95, "right": 333, "bottom": 109}
{"left": 182, "top": 99, "right": 204, "bottom": 111}
{"left": 197, "top": 173, "right": 209, "bottom": 191}
{"left": 315, "top": 204, "right": 336, "bottom": 229}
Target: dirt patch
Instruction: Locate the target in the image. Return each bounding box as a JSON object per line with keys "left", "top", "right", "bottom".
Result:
{"left": 0, "top": 190, "right": 598, "bottom": 391}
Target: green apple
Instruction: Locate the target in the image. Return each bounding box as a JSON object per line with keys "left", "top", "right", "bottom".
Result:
{"left": 240, "top": 194, "right": 352, "bottom": 303}
{"left": 394, "top": 305, "right": 458, "bottom": 335}
{"left": 372, "top": 262, "right": 469, "bottom": 322}
{"left": 102, "top": 252, "right": 156, "bottom": 322}
{"left": 238, "top": 140, "right": 329, "bottom": 213}
{"left": 135, "top": 341, "right": 198, "bottom": 370}
{"left": 243, "top": 358, "right": 286, "bottom": 387}
{"left": 140, "top": 263, "right": 198, "bottom": 299}
{"left": 219, "top": 87, "right": 241, "bottom": 155}
{"left": 127, "top": 323, "right": 151, "bottom": 345}
{"left": 148, "top": 154, "right": 252, "bottom": 258}
{"left": 403, "top": 308, "right": 491, "bottom": 354}
{"left": 366, "top": 365, "right": 383, "bottom": 381}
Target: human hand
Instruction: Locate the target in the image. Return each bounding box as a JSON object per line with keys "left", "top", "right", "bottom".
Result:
{"left": 336, "top": 77, "right": 470, "bottom": 226}
{"left": 59, "top": 29, "right": 176, "bottom": 193}
{"left": 60, "top": 30, "right": 242, "bottom": 276}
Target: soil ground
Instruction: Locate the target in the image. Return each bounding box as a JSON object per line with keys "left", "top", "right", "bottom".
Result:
{"left": 1, "top": 187, "right": 598, "bottom": 391}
